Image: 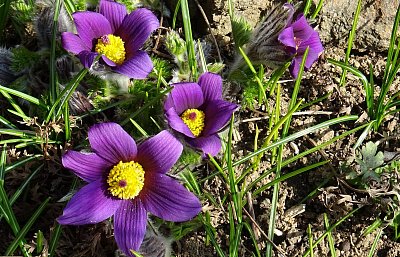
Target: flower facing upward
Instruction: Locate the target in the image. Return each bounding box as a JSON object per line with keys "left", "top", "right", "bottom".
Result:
{"left": 58, "top": 123, "right": 201, "bottom": 256}
{"left": 61, "top": 0, "right": 159, "bottom": 79}
{"left": 164, "top": 72, "right": 238, "bottom": 157}
{"left": 278, "top": 13, "right": 324, "bottom": 78}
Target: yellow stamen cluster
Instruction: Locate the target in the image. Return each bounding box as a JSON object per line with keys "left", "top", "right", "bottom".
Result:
{"left": 180, "top": 109, "right": 205, "bottom": 137}
{"left": 107, "top": 161, "right": 145, "bottom": 199}
{"left": 95, "top": 34, "right": 126, "bottom": 65}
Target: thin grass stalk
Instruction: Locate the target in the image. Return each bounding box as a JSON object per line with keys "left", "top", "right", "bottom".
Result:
{"left": 0, "top": 86, "right": 47, "bottom": 109}
{"left": 367, "top": 229, "right": 383, "bottom": 257}
{"left": 0, "top": 143, "right": 6, "bottom": 180}
{"left": 339, "top": 0, "right": 362, "bottom": 87}
{"left": 307, "top": 224, "right": 314, "bottom": 257}
{"left": 243, "top": 221, "right": 262, "bottom": 257}
{"left": 324, "top": 213, "right": 337, "bottom": 257}
{"left": 5, "top": 197, "right": 50, "bottom": 255}
{"left": 49, "top": 0, "right": 62, "bottom": 111}
{"left": 180, "top": 0, "right": 197, "bottom": 79}
{"left": 63, "top": 0, "right": 76, "bottom": 16}
{"left": 0, "top": 115, "right": 17, "bottom": 129}
{"left": 0, "top": 91, "right": 28, "bottom": 119}
{"left": 266, "top": 48, "right": 309, "bottom": 257}
{"left": 303, "top": 0, "right": 313, "bottom": 17}
{"left": 172, "top": 0, "right": 181, "bottom": 29}
{"left": 382, "top": 3, "right": 400, "bottom": 86}
{"left": 238, "top": 47, "right": 266, "bottom": 102}
{"left": 64, "top": 103, "right": 70, "bottom": 141}
{"left": 311, "top": 0, "right": 324, "bottom": 20}
{"left": 303, "top": 207, "right": 361, "bottom": 257}
{"left": 0, "top": 180, "right": 29, "bottom": 256}
{"left": 202, "top": 213, "right": 226, "bottom": 257}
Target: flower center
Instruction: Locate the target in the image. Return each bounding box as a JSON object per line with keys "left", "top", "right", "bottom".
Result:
{"left": 95, "top": 34, "right": 126, "bottom": 65}
{"left": 294, "top": 37, "right": 302, "bottom": 49}
{"left": 180, "top": 109, "right": 205, "bottom": 137}
{"left": 107, "top": 161, "right": 145, "bottom": 199}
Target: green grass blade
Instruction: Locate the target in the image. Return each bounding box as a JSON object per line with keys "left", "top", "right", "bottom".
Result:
{"left": 49, "top": 0, "right": 62, "bottom": 110}
{"left": 0, "top": 180, "right": 29, "bottom": 256}
{"left": 311, "top": 0, "right": 324, "bottom": 19}
{"left": 5, "top": 197, "right": 50, "bottom": 255}
{"left": 303, "top": 0, "right": 313, "bottom": 17}
{"left": 324, "top": 213, "right": 337, "bottom": 257}
{"left": 339, "top": 0, "right": 362, "bottom": 87}
{"left": 180, "top": 0, "right": 197, "bottom": 79}
{"left": 46, "top": 67, "right": 90, "bottom": 122}
{"left": 367, "top": 229, "right": 383, "bottom": 257}
{"left": 307, "top": 224, "right": 314, "bottom": 257}
{"left": 0, "top": 85, "right": 48, "bottom": 110}
{"left": 1, "top": 91, "right": 28, "bottom": 119}
{"left": 0, "top": 144, "right": 6, "bottom": 180}
{"left": 0, "top": 115, "right": 17, "bottom": 129}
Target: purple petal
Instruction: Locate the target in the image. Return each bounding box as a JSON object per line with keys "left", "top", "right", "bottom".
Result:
{"left": 198, "top": 72, "right": 223, "bottom": 102}
{"left": 78, "top": 50, "right": 98, "bottom": 68}
{"left": 278, "top": 26, "right": 296, "bottom": 49}
{"left": 202, "top": 100, "right": 238, "bottom": 136}
{"left": 136, "top": 130, "right": 183, "bottom": 174}
{"left": 113, "top": 50, "right": 153, "bottom": 79}
{"left": 61, "top": 32, "right": 90, "bottom": 54}
{"left": 57, "top": 180, "right": 121, "bottom": 225}
{"left": 114, "top": 199, "right": 147, "bottom": 254}
{"left": 298, "top": 31, "right": 324, "bottom": 68}
{"left": 168, "top": 83, "right": 204, "bottom": 114}
{"left": 62, "top": 151, "right": 112, "bottom": 182}
{"left": 88, "top": 122, "right": 137, "bottom": 164}
{"left": 291, "top": 14, "right": 315, "bottom": 42}
{"left": 101, "top": 55, "right": 117, "bottom": 67}
{"left": 165, "top": 108, "right": 195, "bottom": 138}
{"left": 141, "top": 173, "right": 201, "bottom": 222}
{"left": 99, "top": 0, "right": 127, "bottom": 32}
{"left": 73, "top": 11, "right": 112, "bottom": 50}
{"left": 187, "top": 134, "right": 222, "bottom": 157}
{"left": 115, "top": 8, "right": 159, "bottom": 56}
{"left": 289, "top": 58, "right": 301, "bottom": 78}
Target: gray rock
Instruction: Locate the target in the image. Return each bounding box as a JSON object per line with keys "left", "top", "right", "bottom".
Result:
{"left": 318, "top": 0, "right": 400, "bottom": 52}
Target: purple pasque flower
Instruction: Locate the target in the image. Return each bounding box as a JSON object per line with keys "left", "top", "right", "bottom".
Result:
{"left": 278, "top": 13, "right": 324, "bottom": 78}
{"left": 61, "top": 0, "right": 159, "bottom": 79}
{"left": 58, "top": 123, "right": 201, "bottom": 256}
{"left": 164, "top": 72, "right": 238, "bottom": 157}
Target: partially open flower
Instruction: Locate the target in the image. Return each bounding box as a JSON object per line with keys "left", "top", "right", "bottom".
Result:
{"left": 164, "top": 72, "right": 238, "bottom": 156}
{"left": 278, "top": 13, "right": 324, "bottom": 78}
{"left": 58, "top": 123, "right": 201, "bottom": 256}
{"left": 61, "top": 0, "right": 159, "bottom": 79}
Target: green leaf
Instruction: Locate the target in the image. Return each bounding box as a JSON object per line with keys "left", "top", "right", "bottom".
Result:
{"left": 355, "top": 142, "right": 384, "bottom": 181}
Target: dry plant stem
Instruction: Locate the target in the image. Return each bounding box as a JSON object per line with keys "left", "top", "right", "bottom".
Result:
{"left": 153, "top": 1, "right": 164, "bottom": 50}
{"left": 193, "top": 0, "right": 222, "bottom": 62}
{"left": 242, "top": 208, "right": 287, "bottom": 256}
{"left": 246, "top": 192, "right": 260, "bottom": 241}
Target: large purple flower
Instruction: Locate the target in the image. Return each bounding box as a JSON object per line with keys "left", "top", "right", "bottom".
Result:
{"left": 278, "top": 13, "right": 324, "bottom": 78}
{"left": 164, "top": 72, "right": 238, "bottom": 157}
{"left": 61, "top": 0, "right": 159, "bottom": 79}
{"left": 58, "top": 123, "right": 201, "bottom": 256}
